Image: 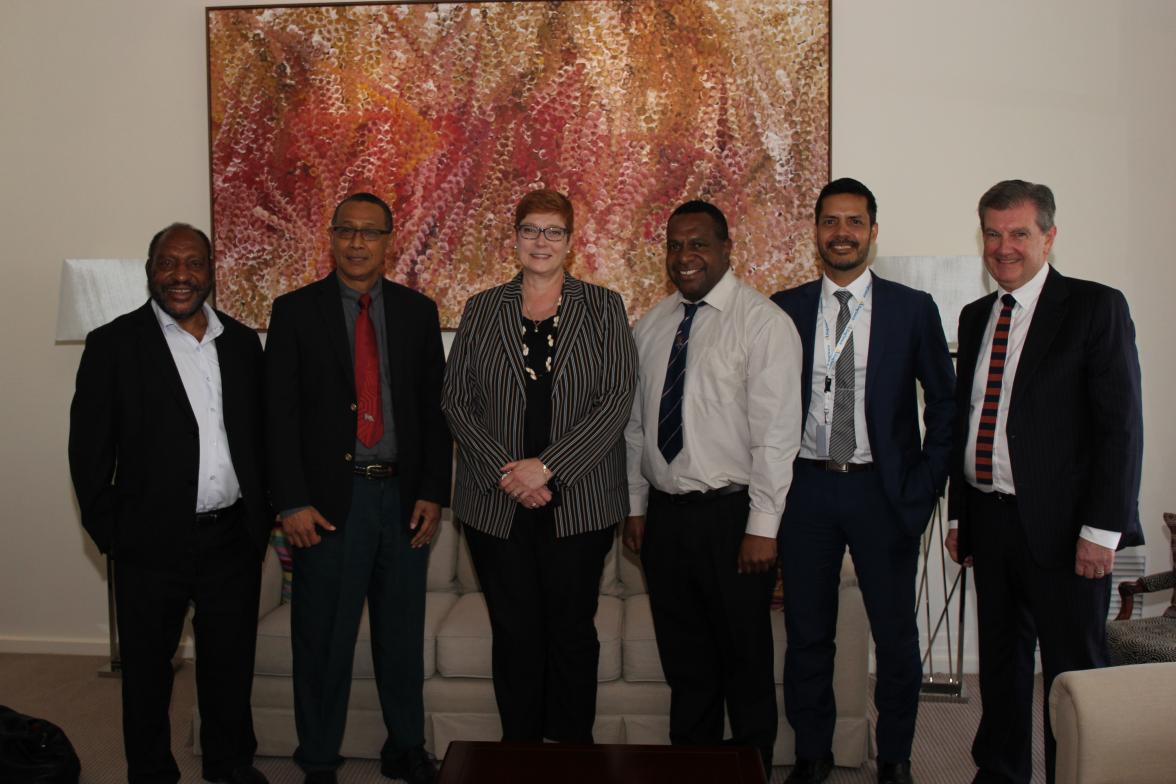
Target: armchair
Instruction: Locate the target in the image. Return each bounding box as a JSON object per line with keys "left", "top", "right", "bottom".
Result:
{"left": 1104, "top": 512, "right": 1176, "bottom": 666}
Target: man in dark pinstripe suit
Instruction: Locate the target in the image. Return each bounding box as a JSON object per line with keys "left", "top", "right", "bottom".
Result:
{"left": 946, "top": 180, "right": 1144, "bottom": 784}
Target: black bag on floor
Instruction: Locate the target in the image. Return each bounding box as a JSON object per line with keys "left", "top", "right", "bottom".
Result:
{"left": 0, "top": 705, "right": 80, "bottom": 784}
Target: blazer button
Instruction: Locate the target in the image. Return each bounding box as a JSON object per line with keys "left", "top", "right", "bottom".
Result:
{"left": 350, "top": 403, "right": 358, "bottom": 412}
{"left": 344, "top": 452, "right": 353, "bottom": 462}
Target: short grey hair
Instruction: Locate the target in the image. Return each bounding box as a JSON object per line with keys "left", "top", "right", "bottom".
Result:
{"left": 978, "top": 180, "right": 1056, "bottom": 232}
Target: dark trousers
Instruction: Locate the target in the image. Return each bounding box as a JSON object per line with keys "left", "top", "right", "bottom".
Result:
{"left": 779, "top": 462, "right": 921, "bottom": 764}
{"left": 290, "top": 476, "right": 428, "bottom": 771}
{"left": 114, "top": 507, "right": 261, "bottom": 784}
{"left": 641, "top": 487, "right": 777, "bottom": 765}
{"left": 464, "top": 516, "right": 614, "bottom": 743}
{"left": 967, "top": 488, "right": 1110, "bottom": 784}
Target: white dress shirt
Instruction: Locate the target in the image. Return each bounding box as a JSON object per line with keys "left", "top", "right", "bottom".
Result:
{"left": 151, "top": 300, "right": 242, "bottom": 513}
{"left": 800, "top": 269, "right": 874, "bottom": 463}
{"left": 626, "top": 270, "right": 803, "bottom": 538}
{"left": 960, "top": 264, "right": 1119, "bottom": 548}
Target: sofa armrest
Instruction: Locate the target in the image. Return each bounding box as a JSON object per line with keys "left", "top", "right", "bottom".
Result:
{"left": 1049, "top": 662, "right": 1176, "bottom": 784}
{"left": 258, "top": 544, "right": 283, "bottom": 619}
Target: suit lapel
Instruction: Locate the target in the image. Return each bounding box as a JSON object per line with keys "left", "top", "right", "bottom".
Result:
{"left": 496, "top": 274, "right": 526, "bottom": 397}
{"left": 552, "top": 274, "right": 585, "bottom": 384}
{"left": 864, "top": 273, "right": 888, "bottom": 406}
{"left": 135, "top": 302, "right": 196, "bottom": 426}
{"left": 794, "top": 282, "right": 820, "bottom": 415}
{"left": 313, "top": 275, "right": 355, "bottom": 393}
{"left": 958, "top": 292, "right": 997, "bottom": 383}
{"left": 1010, "top": 267, "right": 1068, "bottom": 409}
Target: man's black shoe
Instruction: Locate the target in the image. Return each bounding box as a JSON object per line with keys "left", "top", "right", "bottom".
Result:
{"left": 303, "top": 771, "right": 337, "bottom": 784}
{"left": 381, "top": 745, "right": 437, "bottom": 784}
{"left": 784, "top": 754, "right": 834, "bottom": 784}
{"left": 206, "top": 765, "right": 269, "bottom": 784}
{"left": 878, "top": 760, "right": 914, "bottom": 784}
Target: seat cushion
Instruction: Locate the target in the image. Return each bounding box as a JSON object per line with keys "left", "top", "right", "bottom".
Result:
{"left": 1106, "top": 616, "right": 1176, "bottom": 665}
{"left": 621, "top": 594, "right": 663, "bottom": 682}
{"left": 435, "top": 592, "right": 623, "bottom": 682}
{"left": 254, "top": 591, "right": 457, "bottom": 679}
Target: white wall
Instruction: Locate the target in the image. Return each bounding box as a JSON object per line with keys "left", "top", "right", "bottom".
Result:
{"left": 1, "top": 0, "right": 1172, "bottom": 656}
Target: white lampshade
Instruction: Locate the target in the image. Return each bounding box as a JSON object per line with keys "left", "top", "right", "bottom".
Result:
{"left": 55, "top": 259, "right": 148, "bottom": 342}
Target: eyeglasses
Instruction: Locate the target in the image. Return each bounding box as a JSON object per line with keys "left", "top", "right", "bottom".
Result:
{"left": 518, "top": 224, "right": 569, "bottom": 242}
{"left": 331, "top": 226, "right": 391, "bottom": 242}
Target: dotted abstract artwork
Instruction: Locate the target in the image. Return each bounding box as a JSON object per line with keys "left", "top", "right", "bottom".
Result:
{"left": 207, "top": 1, "right": 830, "bottom": 328}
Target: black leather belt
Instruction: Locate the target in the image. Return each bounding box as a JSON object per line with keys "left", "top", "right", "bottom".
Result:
{"left": 970, "top": 486, "right": 1016, "bottom": 504}
{"left": 797, "top": 457, "right": 874, "bottom": 473}
{"left": 194, "top": 499, "right": 242, "bottom": 523}
{"left": 355, "top": 462, "right": 398, "bottom": 480}
{"left": 654, "top": 484, "right": 748, "bottom": 506}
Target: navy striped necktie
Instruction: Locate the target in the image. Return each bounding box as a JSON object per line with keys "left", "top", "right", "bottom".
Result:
{"left": 975, "top": 293, "right": 1016, "bottom": 484}
{"left": 657, "top": 302, "right": 703, "bottom": 463}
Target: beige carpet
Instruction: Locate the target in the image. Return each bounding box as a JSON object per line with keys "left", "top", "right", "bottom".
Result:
{"left": 0, "top": 653, "right": 1044, "bottom": 783}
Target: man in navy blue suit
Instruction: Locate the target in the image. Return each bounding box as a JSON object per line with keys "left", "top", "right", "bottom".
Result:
{"left": 772, "top": 179, "right": 955, "bottom": 784}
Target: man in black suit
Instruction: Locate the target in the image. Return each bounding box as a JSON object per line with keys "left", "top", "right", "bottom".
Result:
{"left": 946, "top": 180, "right": 1144, "bottom": 784}
{"left": 265, "top": 193, "right": 451, "bottom": 784}
{"left": 772, "top": 179, "right": 955, "bottom": 784}
{"left": 69, "top": 223, "right": 270, "bottom": 784}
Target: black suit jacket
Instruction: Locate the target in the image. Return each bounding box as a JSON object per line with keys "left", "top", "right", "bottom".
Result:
{"left": 68, "top": 302, "right": 270, "bottom": 564}
{"left": 948, "top": 267, "right": 1144, "bottom": 567}
{"left": 265, "top": 274, "right": 451, "bottom": 526}
{"left": 772, "top": 273, "right": 956, "bottom": 537}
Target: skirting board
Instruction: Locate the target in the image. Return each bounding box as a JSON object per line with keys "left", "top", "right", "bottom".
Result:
{"left": 0, "top": 636, "right": 196, "bottom": 658}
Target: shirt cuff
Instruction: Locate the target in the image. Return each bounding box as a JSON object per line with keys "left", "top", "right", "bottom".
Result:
{"left": 628, "top": 490, "right": 648, "bottom": 517}
{"left": 1080, "top": 525, "right": 1122, "bottom": 550}
{"left": 745, "top": 509, "right": 781, "bottom": 539}
{"left": 948, "top": 518, "right": 959, "bottom": 531}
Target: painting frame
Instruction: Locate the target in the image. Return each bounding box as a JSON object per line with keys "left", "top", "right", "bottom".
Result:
{"left": 206, "top": 0, "right": 831, "bottom": 329}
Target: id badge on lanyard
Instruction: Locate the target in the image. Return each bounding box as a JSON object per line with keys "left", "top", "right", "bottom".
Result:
{"left": 817, "top": 282, "right": 870, "bottom": 457}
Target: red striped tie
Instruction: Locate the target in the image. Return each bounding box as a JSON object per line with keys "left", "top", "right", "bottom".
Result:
{"left": 355, "top": 293, "right": 383, "bottom": 448}
{"left": 975, "top": 293, "right": 1016, "bottom": 485}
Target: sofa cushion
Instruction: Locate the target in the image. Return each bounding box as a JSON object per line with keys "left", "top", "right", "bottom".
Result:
{"left": 621, "top": 594, "right": 663, "bottom": 682}
{"left": 427, "top": 511, "right": 460, "bottom": 593}
{"left": 435, "top": 592, "right": 491, "bottom": 678}
{"left": 617, "top": 542, "right": 647, "bottom": 598}
{"left": 435, "top": 592, "right": 624, "bottom": 682}
{"left": 255, "top": 591, "right": 457, "bottom": 679}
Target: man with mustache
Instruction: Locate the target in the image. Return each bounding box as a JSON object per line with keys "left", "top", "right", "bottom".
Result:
{"left": 69, "top": 223, "right": 271, "bottom": 784}
{"left": 624, "top": 200, "right": 803, "bottom": 777}
{"left": 772, "top": 179, "right": 955, "bottom": 784}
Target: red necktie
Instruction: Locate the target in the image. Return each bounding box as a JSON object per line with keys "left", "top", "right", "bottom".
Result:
{"left": 355, "top": 293, "right": 383, "bottom": 448}
{"left": 975, "top": 294, "right": 1016, "bottom": 484}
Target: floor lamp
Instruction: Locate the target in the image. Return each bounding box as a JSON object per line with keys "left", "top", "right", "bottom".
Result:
{"left": 872, "top": 255, "right": 994, "bottom": 702}
{"left": 55, "top": 258, "right": 149, "bottom": 677}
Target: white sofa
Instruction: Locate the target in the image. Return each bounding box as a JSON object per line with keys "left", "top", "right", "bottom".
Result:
{"left": 1049, "top": 661, "right": 1176, "bottom": 784}
{"left": 198, "top": 511, "right": 871, "bottom": 768}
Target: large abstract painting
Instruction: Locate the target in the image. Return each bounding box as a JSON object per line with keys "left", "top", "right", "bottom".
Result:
{"left": 207, "top": 1, "right": 830, "bottom": 328}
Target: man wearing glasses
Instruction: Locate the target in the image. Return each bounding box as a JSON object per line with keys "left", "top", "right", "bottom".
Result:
{"left": 265, "top": 193, "right": 452, "bottom": 784}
